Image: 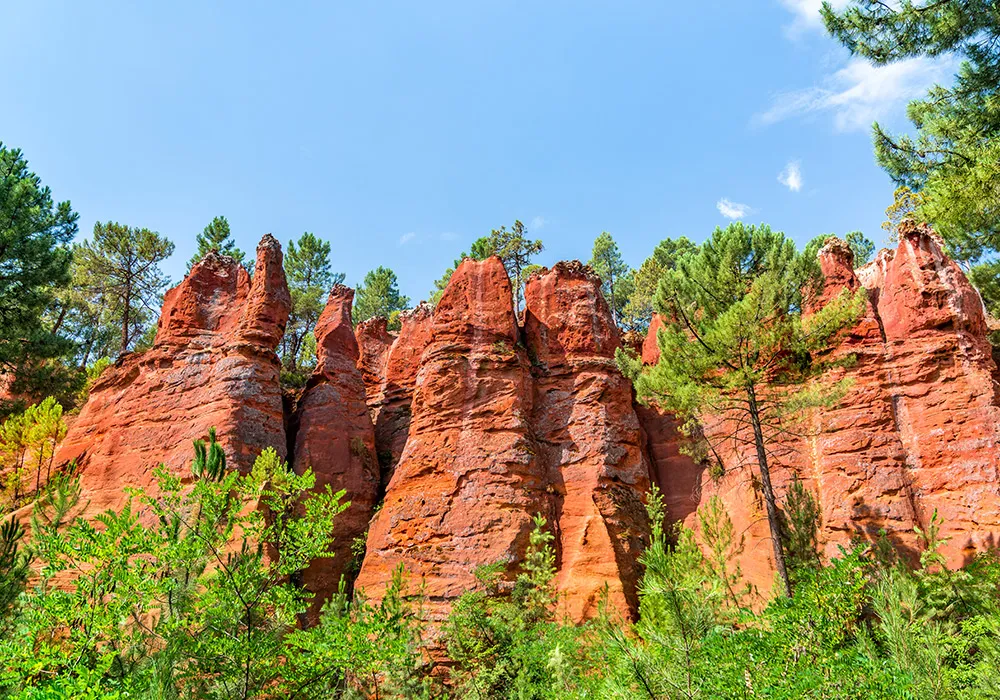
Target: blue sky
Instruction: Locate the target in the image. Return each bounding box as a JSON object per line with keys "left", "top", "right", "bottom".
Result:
{"left": 1, "top": 1, "right": 957, "bottom": 303}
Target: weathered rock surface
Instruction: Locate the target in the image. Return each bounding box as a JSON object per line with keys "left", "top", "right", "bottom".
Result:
{"left": 356, "top": 258, "right": 546, "bottom": 622}
{"left": 292, "top": 285, "right": 379, "bottom": 601}
{"left": 358, "top": 304, "right": 434, "bottom": 481}
{"left": 54, "top": 236, "right": 292, "bottom": 518}
{"left": 640, "top": 224, "right": 1000, "bottom": 591}
{"left": 523, "top": 262, "right": 650, "bottom": 620}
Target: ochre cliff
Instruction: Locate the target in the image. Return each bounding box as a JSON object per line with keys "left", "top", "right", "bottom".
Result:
{"left": 46, "top": 223, "right": 1000, "bottom": 619}
{"left": 638, "top": 223, "right": 1000, "bottom": 591}
{"left": 54, "top": 236, "right": 291, "bottom": 518}
{"left": 292, "top": 285, "right": 379, "bottom": 604}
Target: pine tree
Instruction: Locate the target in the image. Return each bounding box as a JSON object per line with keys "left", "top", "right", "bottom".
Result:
{"left": 621, "top": 236, "right": 697, "bottom": 332}
{"left": 0, "top": 143, "right": 77, "bottom": 384}
{"left": 823, "top": 1, "right": 1000, "bottom": 314}
{"left": 187, "top": 216, "right": 244, "bottom": 269}
{"left": 476, "top": 221, "right": 544, "bottom": 311}
{"left": 282, "top": 232, "right": 342, "bottom": 372}
{"left": 619, "top": 223, "right": 864, "bottom": 596}
{"left": 588, "top": 232, "right": 632, "bottom": 325}
{"left": 74, "top": 222, "right": 175, "bottom": 356}
{"left": 845, "top": 231, "right": 875, "bottom": 266}
{"left": 353, "top": 267, "right": 410, "bottom": 330}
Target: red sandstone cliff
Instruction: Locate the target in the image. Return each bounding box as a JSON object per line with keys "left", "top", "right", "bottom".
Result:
{"left": 355, "top": 258, "right": 548, "bottom": 622}
{"left": 638, "top": 224, "right": 1000, "bottom": 590}
{"left": 54, "top": 235, "right": 291, "bottom": 518}
{"left": 292, "top": 285, "right": 379, "bottom": 602}
{"left": 523, "top": 262, "right": 650, "bottom": 620}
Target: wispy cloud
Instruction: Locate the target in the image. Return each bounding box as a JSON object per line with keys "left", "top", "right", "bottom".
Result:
{"left": 756, "top": 56, "right": 957, "bottom": 132}
{"left": 530, "top": 216, "right": 547, "bottom": 231}
{"left": 778, "top": 160, "right": 803, "bottom": 192}
{"left": 717, "top": 199, "right": 752, "bottom": 219}
{"left": 778, "top": 0, "right": 850, "bottom": 38}
{"left": 398, "top": 232, "right": 416, "bottom": 246}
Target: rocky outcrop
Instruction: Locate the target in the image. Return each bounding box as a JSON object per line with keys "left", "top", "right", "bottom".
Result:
{"left": 523, "top": 262, "right": 650, "bottom": 620}
{"left": 355, "top": 316, "right": 393, "bottom": 414}
{"left": 639, "top": 225, "right": 1000, "bottom": 590}
{"left": 355, "top": 258, "right": 547, "bottom": 622}
{"left": 356, "top": 260, "right": 653, "bottom": 624}
{"left": 54, "top": 236, "right": 291, "bottom": 518}
{"left": 292, "top": 285, "right": 379, "bottom": 602}
{"left": 356, "top": 303, "right": 434, "bottom": 480}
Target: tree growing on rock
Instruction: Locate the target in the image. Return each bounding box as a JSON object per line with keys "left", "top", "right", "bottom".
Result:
{"left": 477, "top": 221, "right": 544, "bottom": 312}
{"left": 74, "top": 222, "right": 175, "bottom": 356}
{"left": 353, "top": 266, "right": 410, "bottom": 330}
{"left": 187, "top": 215, "right": 244, "bottom": 269}
{"left": 282, "top": 232, "right": 343, "bottom": 373}
{"left": 588, "top": 232, "right": 632, "bottom": 325}
{"left": 621, "top": 236, "right": 697, "bottom": 332}
{"left": 618, "top": 222, "right": 865, "bottom": 596}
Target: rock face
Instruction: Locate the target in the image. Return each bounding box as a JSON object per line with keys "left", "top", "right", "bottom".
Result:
{"left": 356, "top": 258, "right": 547, "bottom": 622}
{"left": 639, "top": 224, "right": 1000, "bottom": 590}
{"left": 356, "top": 304, "right": 434, "bottom": 482}
{"left": 292, "top": 285, "right": 379, "bottom": 601}
{"left": 356, "top": 259, "right": 652, "bottom": 624}
{"left": 54, "top": 236, "right": 292, "bottom": 518}
{"left": 523, "top": 262, "right": 650, "bottom": 620}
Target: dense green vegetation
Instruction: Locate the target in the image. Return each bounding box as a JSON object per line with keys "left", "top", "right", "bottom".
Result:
{"left": 4, "top": 427, "right": 1000, "bottom": 698}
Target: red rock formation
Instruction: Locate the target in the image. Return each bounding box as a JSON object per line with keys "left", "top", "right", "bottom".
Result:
{"left": 293, "top": 285, "right": 379, "bottom": 602}
{"left": 639, "top": 225, "right": 1000, "bottom": 591}
{"left": 54, "top": 236, "right": 291, "bottom": 517}
{"left": 355, "top": 316, "right": 394, "bottom": 411}
{"left": 358, "top": 303, "right": 434, "bottom": 478}
{"left": 523, "top": 262, "right": 650, "bottom": 620}
{"left": 356, "top": 258, "right": 547, "bottom": 623}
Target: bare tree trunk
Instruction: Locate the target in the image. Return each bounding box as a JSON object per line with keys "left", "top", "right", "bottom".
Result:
{"left": 747, "top": 383, "right": 792, "bottom": 597}
{"left": 120, "top": 281, "right": 131, "bottom": 356}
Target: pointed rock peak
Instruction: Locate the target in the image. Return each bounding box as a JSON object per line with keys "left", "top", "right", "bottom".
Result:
{"left": 315, "top": 284, "right": 359, "bottom": 365}
{"left": 400, "top": 301, "right": 434, "bottom": 326}
{"left": 818, "top": 236, "right": 854, "bottom": 270}
{"left": 524, "top": 260, "right": 619, "bottom": 362}
{"left": 237, "top": 235, "right": 291, "bottom": 350}
{"left": 642, "top": 313, "right": 664, "bottom": 366}
{"left": 155, "top": 250, "right": 249, "bottom": 347}
{"left": 808, "top": 236, "right": 862, "bottom": 312}
{"left": 435, "top": 256, "right": 517, "bottom": 341}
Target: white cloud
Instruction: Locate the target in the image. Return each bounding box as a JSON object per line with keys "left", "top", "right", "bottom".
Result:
{"left": 757, "top": 56, "right": 957, "bottom": 131}
{"left": 779, "top": 0, "right": 850, "bottom": 38}
{"left": 778, "top": 160, "right": 803, "bottom": 192}
{"left": 530, "top": 216, "right": 546, "bottom": 231}
{"left": 717, "top": 199, "right": 752, "bottom": 219}
{"left": 398, "top": 232, "right": 416, "bottom": 245}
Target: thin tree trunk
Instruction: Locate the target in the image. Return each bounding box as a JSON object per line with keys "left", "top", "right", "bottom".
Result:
{"left": 52, "top": 303, "right": 69, "bottom": 335}
{"left": 747, "top": 383, "right": 792, "bottom": 597}
{"left": 120, "top": 293, "right": 130, "bottom": 357}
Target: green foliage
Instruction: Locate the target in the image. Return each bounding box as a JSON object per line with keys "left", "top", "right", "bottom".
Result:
{"left": 353, "top": 266, "right": 410, "bottom": 331}
{"left": 444, "top": 513, "right": 599, "bottom": 699}
{"left": 74, "top": 221, "right": 175, "bottom": 356}
{"left": 823, "top": 1, "right": 1000, "bottom": 308}
{"left": 846, "top": 230, "right": 876, "bottom": 266}
{"left": 282, "top": 231, "right": 342, "bottom": 373}
{"left": 780, "top": 474, "right": 822, "bottom": 579}
{"left": 0, "top": 143, "right": 78, "bottom": 402}
{"left": 588, "top": 232, "right": 633, "bottom": 325}
{"left": 188, "top": 215, "right": 244, "bottom": 269}
{"left": 620, "top": 222, "right": 864, "bottom": 596}
{"left": 0, "top": 397, "right": 68, "bottom": 509}
{"left": 621, "top": 236, "right": 697, "bottom": 333}
{"left": 472, "top": 220, "right": 544, "bottom": 311}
